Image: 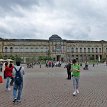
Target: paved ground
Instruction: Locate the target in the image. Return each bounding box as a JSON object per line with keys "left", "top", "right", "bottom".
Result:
{"left": 0, "top": 63, "right": 107, "bottom": 107}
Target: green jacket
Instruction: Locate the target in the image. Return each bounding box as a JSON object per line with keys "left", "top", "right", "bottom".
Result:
{"left": 72, "top": 64, "right": 80, "bottom": 77}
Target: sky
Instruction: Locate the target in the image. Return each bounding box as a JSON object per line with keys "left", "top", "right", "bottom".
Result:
{"left": 0, "top": 0, "right": 107, "bottom": 40}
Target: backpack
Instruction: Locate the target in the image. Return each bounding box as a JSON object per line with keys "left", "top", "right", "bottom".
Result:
{"left": 14, "top": 67, "right": 22, "bottom": 85}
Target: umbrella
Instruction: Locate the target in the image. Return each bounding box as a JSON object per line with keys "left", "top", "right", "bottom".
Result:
{"left": 6, "top": 59, "right": 13, "bottom": 62}
{"left": 0, "top": 59, "right": 5, "bottom": 62}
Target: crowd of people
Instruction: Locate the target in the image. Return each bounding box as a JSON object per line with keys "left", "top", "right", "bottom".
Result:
{"left": 46, "top": 60, "right": 62, "bottom": 68}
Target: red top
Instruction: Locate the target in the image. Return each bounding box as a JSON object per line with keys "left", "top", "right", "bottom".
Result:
{"left": 5, "top": 66, "right": 14, "bottom": 77}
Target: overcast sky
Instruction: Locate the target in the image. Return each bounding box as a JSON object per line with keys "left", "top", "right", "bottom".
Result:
{"left": 0, "top": 0, "right": 107, "bottom": 40}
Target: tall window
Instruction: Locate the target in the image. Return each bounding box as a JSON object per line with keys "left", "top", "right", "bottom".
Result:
{"left": 92, "top": 48, "right": 94, "bottom": 52}
{"left": 106, "top": 48, "right": 107, "bottom": 52}
{"left": 76, "top": 48, "right": 78, "bottom": 52}
{"left": 5, "top": 47, "right": 8, "bottom": 52}
{"left": 96, "top": 48, "right": 98, "bottom": 53}
{"left": 99, "top": 48, "right": 101, "bottom": 53}
{"left": 10, "top": 47, "right": 13, "bottom": 52}
{"left": 80, "top": 48, "right": 82, "bottom": 53}
{"left": 88, "top": 48, "right": 90, "bottom": 53}
{"left": 84, "top": 48, "right": 86, "bottom": 53}
{"left": 71, "top": 48, "right": 74, "bottom": 53}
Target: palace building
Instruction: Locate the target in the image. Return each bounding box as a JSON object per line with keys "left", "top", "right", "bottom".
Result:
{"left": 0, "top": 34, "right": 107, "bottom": 63}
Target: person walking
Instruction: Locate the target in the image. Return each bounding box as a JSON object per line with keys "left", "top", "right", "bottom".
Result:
{"left": 0, "top": 62, "right": 3, "bottom": 83}
{"left": 72, "top": 59, "right": 80, "bottom": 96}
{"left": 9, "top": 63, "right": 14, "bottom": 86}
{"left": 12, "top": 61, "right": 25, "bottom": 103}
{"left": 66, "top": 61, "right": 71, "bottom": 80}
{"left": 5, "top": 62, "right": 13, "bottom": 91}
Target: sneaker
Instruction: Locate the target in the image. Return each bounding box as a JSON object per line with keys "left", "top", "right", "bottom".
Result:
{"left": 76, "top": 89, "right": 79, "bottom": 94}
{"left": 73, "top": 91, "right": 77, "bottom": 96}
{"left": 13, "top": 98, "right": 17, "bottom": 103}
{"left": 17, "top": 100, "right": 21, "bottom": 103}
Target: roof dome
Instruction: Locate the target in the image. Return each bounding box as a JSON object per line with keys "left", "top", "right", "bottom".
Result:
{"left": 49, "top": 34, "right": 62, "bottom": 41}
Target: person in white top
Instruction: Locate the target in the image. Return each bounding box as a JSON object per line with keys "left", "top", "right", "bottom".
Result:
{"left": 12, "top": 61, "right": 25, "bottom": 103}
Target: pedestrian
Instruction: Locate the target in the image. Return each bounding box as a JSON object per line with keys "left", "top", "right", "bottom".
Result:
{"left": 12, "top": 61, "right": 25, "bottom": 103}
{"left": 93, "top": 63, "right": 95, "bottom": 67}
{"left": 66, "top": 61, "right": 71, "bottom": 80}
{"left": 5, "top": 62, "right": 13, "bottom": 91}
{"left": 72, "top": 59, "right": 80, "bottom": 96}
{"left": 0, "top": 62, "right": 3, "bottom": 83}
{"left": 3, "top": 62, "right": 8, "bottom": 79}
{"left": 9, "top": 63, "right": 14, "bottom": 86}
{"left": 40, "top": 61, "right": 41, "bottom": 68}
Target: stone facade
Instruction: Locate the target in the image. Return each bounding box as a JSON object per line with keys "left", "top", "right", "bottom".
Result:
{"left": 0, "top": 35, "right": 107, "bottom": 62}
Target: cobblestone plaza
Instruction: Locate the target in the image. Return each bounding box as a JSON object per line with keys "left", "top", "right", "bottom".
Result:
{"left": 0, "top": 63, "right": 107, "bottom": 107}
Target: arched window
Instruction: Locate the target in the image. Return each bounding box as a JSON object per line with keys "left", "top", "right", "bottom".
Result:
{"left": 88, "top": 48, "right": 90, "bottom": 53}
{"left": 106, "top": 48, "right": 107, "bottom": 52}
{"left": 71, "top": 48, "right": 74, "bottom": 53}
{"left": 84, "top": 48, "right": 86, "bottom": 53}
{"left": 99, "top": 48, "right": 101, "bottom": 53}
{"left": 5, "top": 47, "right": 8, "bottom": 52}
{"left": 10, "top": 47, "right": 13, "bottom": 52}
{"left": 92, "top": 48, "right": 94, "bottom": 52}
{"left": 80, "top": 48, "right": 82, "bottom": 53}
{"left": 76, "top": 48, "right": 78, "bottom": 52}
{"left": 96, "top": 48, "right": 98, "bottom": 53}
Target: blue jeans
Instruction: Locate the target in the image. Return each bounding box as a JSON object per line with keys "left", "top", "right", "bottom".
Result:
{"left": 72, "top": 77, "right": 80, "bottom": 91}
{"left": 6, "top": 77, "right": 11, "bottom": 89}
{"left": 13, "top": 83, "right": 23, "bottom": 100}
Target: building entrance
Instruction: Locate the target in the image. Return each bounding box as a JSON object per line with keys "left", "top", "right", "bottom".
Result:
{"left": 57, "top": 55, "right": 61, "bottom": 61}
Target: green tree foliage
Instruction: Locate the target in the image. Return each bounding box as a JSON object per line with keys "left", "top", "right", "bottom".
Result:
{"left": 15, "top": 55, "right": 22, "bottom": 62}
{"left": 38, "top": 56, "right": 52, "bottom": 61}
{"left": 0, "top": 53, "right": 3, "bottom": 59}
{"left": 9, "top": 55, "right": 15, "bottom": 60}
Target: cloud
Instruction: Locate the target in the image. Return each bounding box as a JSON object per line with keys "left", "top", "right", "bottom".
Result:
{"left": 0, "top": 0, "right": 107, "bottom": 40}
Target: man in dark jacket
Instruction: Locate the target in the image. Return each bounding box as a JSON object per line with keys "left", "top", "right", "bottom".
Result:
{"left": 66, "top": 61, "right": 71, "bottom": 80}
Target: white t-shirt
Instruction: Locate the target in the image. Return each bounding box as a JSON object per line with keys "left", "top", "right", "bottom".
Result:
{"left": 12, "top": 66, "right": 25, "bottom": 78}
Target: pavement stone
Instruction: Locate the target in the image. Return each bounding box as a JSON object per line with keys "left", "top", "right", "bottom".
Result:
{"left": 0, "top": 63, "right": 107, "bottom": 107}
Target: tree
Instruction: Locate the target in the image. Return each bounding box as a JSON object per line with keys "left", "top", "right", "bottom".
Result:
{"left": 47, "top": 50, "right": 51, "bottom": 57}
{"left": 0, "top": 53, "right": 3, "bottom": 59}
{"left": 15, "top": 55, "right": 22, "bottom": 62}
{"left": 9, "top": 55, "right": 15, "bottom": 60}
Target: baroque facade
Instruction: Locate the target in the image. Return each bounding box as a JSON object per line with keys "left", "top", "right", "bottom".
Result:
{"left": 0, "top": 34, "right": 107, "bottom": 63}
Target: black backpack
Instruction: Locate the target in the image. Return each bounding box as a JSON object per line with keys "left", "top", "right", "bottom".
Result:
{"left": 14, "top": 67, "right": 22, "bottom": 85}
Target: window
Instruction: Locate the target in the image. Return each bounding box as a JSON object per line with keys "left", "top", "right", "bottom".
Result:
{"left": 92, "top": 48, "right": 94, "bottom": 52}
{"left": 5, "top": 47, "right": 8, "bottom": 52}
{"left": 80, "top": 48, "right": 82, "bottom": 53}
{"left": 36, "top": 47, "right": 38, "bottom": 49}
{"left": 10, "top": 47, "right": 13, "bottom": 52}
{"left": 96, "top": 48, "right": 98, "bottom": 53}
{"left": 72, "top": 55, "right": 74, "bottom": 57}
{"left": 84, "top": 48, "right": 86, "bottom": 52}
{"left": 88, "top": 48, "right": 90, "bottom": 53}
{"left": 71, "top": 48, "right": 74, "bottom": 53}
{"left": 106, "top": 48, "right": 107, "bottom": 52}
{"left": 76, "top": 48, "right": 78, "bottom": 52}
{"left": 99, "top": 48, "right": 101, "bottom": 53}
{"left": 15, "top": 47, "right": 18, "bottom": 49}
